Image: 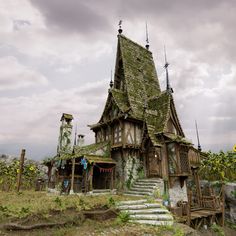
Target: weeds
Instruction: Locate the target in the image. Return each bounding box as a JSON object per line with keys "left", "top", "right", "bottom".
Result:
{"left": 108, "top": 196, "right": 116, "bottom": 207}
{"left": 211, "top": 223, "right": 225, "bottom": 236}
{"left": 116, "top": 211, "right": 130, "bottom": 224}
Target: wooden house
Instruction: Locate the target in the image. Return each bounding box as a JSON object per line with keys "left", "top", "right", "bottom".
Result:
{"left": 53, "top": 31, "right": 224, "bottom": 227}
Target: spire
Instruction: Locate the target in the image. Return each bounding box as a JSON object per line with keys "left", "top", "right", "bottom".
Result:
{"left": 145, "top": 22, "right": 149, "bottom": 50}
{"left": 72, "top": 123, "right": 77, "bottom": 154}
{"left": 73, "top": 124, "right": 77, "bottom": 146}
{"left": 118, "top": 20, "right": 123, "bottom": 34}
{"left": 195, "top": 120, "right": 202, "bottom": 151}
{"left": 164, "top": 46, "right": 173, "bottom": 94}
{"left": 109, "top": 70, "right": 113, "bottom": 88}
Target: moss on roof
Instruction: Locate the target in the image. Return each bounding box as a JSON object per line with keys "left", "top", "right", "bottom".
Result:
{"left": 163, "top": 133, "right": 192, "bottom": 145}
{"left": 73, "top": 141, "right": 110, "bottom": 157}
{"left": 58, "top": 142, "right": 111, "bottom": 160}
{"left": 111, "top": 89, "right": 130, "bottom": 113}
{"left": 61, "top": 113, "right": 73, "bottom": 121}
{"left": 91, "top": 34, "right": 187, "bottom": 146}
{"left": 118, "top": 35, "right": 161, "bottom": 119}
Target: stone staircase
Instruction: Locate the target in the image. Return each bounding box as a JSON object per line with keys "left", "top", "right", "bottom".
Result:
{"left": 124, "top": 178, "right": 164, "bottom": 197}
{"left": 117, "top": 199, "right": 173, "bottom": 226}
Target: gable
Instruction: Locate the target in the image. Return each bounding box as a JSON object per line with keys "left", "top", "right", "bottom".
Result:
{"left": 116, "top": 35, "right": 161, "bottom": 119}
{"left": 99, "top": 94, "right": 121, "bottom": 123}
{"left": 166, "top": 98, "right": 185, "bottom": 137}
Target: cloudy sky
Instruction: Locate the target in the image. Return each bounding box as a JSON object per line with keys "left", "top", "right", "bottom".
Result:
{"left": 0, "top": 0, "right": 235, "bottom": 160}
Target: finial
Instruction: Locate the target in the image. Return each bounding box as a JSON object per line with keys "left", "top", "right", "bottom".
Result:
{"left": 145, "top": 22, "right": 149, "bottom": 50}
{"left": 118, "top": 20, "right": 123, "bottom": 34}
{"left": 109, "top": 70, "right": 113, "bottom": 88}
{"left": 195, "top": 120, "right": 202, "bottom": 151}
{"left": 164, "top": 46, "right": 173, "bottom": 94}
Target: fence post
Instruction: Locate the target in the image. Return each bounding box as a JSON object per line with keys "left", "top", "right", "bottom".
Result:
{"left": 16, "top": 149, "right": 26, "bottom": 192}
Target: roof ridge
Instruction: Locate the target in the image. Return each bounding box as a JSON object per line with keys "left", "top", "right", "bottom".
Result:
{"left": 118, "top": 34, "right": 152, "bottom": 54}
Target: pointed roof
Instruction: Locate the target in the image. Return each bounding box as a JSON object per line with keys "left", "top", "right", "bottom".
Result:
{"left": 91, "top": 34, "right": 188, "bottom": 146}
{"left": 117, "top": 35, "right": 161, "bottom": 119}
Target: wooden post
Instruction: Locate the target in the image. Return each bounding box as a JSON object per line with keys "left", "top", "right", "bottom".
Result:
{"left": 111, "top": 167, "right": 114, "bottom": 190}
{"left": 89, "top": 165, "right": 94, "bottom": 192}
{"left": 16, "top": 149, "right": 25, "bottom": 192}
{"left": 70, "top": 158, "right": 75, "bottom": 194}
{"left": 221, "top": 183, "right": 225, "bottom": 226}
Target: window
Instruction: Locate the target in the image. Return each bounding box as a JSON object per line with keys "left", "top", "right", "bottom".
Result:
{"left": 167, "top": 143, "right": 178, "bottom": 174}
{"left": 113, "top": 124, "right": 122, "bottom": 144}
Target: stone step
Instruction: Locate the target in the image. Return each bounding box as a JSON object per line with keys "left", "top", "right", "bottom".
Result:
{"left": 137, "top": 178, "right": 162, "bottom": 183}
{"left": 130, "top": 220, "right": 173, "bottom": 226}
{"left": 117, "top": 199, "right": 147, "bottom": 206}
{"left": 124, "top": 191, "right": 152, "bottom": 196}
{"left": 123, "top": 193, "right": 150, "bottom": 197}
{"left": 133, "top": 183, "right": 158, "bottom": 188}
{"left": 92, "top": 189, "right": 111, "bottom": 193}
{"left": 129, "top": 214, "right": 174, "bottom": 221}
{"left": 123, "top": 208, "right": 169, "bottom": 214}
{"left": 118, "top": 203, "right": 162, "bottom": 210}
{"left": 129, "top": 187, "right": 154, "bottom": 193}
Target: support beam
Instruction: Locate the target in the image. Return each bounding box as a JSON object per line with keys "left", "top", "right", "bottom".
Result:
{"left": 16, "top": 149, "right": 26, "bottom": 192}
{"left": 69, "top": 158, "right": 75, "bottom": 194}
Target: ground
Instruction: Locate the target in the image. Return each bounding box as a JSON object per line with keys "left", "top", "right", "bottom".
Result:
{"left": 0, "top": 191, "right": 235, "bottom": 236}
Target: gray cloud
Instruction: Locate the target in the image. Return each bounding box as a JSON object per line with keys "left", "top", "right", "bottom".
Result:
{"left": 30, "top": 0, "right": 112, "bottom": 35}
{"left": 0, "top": 0, "right": 235, "bottom": 159}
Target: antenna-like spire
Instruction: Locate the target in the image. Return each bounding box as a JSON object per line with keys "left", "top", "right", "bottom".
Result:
{"left": 145, "top": 22, "right": 149, "bottom": 50}
{"left": 195, "top": 120, "right": 202, "bottom": 151}
{"left": 73, "top": 123, "right": 77, "bottom": 147}
{"left": 164, "top": 46, "right": 173, "bottom": 94}
{"left": 118, "top": 20, "right": 123, "bottom": 34}
{"left": 110, "top": 70, "right": 113, "bottom": 88}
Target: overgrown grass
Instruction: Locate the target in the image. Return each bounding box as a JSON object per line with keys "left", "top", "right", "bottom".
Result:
{"left": 0, "top": 190, "right": 140, "bottom": 221}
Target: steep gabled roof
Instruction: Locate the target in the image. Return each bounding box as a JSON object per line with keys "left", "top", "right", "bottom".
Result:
{"left": 117, "top": 35, "right": 161, "bottom": 119}
{"left": 91, "top": 34, "right": 187, "bottom": 147}
{"left": 145, "top": 91, "right": 186, "bottom": 146}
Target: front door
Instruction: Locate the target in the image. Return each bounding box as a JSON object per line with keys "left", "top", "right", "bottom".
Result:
{"left": 147, "top": 147, "right": 161, "bottom": 177}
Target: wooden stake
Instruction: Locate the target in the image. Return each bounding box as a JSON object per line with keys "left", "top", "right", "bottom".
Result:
{"left": 70, "top": 158, "right": 75, "bottom": 194}
{"left": 16, "top": 149, "right": 25, "bottom": 192}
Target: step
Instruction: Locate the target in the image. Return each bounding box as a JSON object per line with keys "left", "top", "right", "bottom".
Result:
{"left": 118, "top": 203, "right": 162, "bottom": 210}
{"left": 123, "top": 208, "right": 169, "bottom": 214}
{"left": 129, "top": 187, "right": 154, "bottom": 193}
{"left": 137, "top": 178, "right": 162, "bottom": 183}
{"left": 129, "top": 214, "right": 174, "bottom": 221}
{"left": 130, "top": 220, "right": 173, "bottom": 226}
{"left": 133, "top": 183, "right": 158, "bottom": 188}
{"left": 124, "top": 193, "right": 150, "bottom": 197}
{"left": 117, "top": 199, "right": 147, "bottom": 206}
{"left": 92, "top": 189, "right": 111, "bottom": 193}
{"left": 124, "top": 191, "right": 153, "bottom": 196}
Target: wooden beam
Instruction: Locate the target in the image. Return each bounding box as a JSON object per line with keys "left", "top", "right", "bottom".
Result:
{"left": 16, "top": 149, "right": 26, "bottom": 192}
{"left": 70, "top": 158, "right": 75, "bottom": 194}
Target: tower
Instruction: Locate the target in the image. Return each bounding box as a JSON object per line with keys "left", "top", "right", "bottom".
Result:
{"left": 57, "top": 113, "right": 73, "bottom": 155}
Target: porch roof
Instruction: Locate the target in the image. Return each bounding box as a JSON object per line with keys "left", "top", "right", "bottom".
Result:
{"left": 81, "top": 155, "right": 116, "bottom": 164}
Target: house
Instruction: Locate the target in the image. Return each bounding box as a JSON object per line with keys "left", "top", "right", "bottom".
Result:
{"left": 53, "top": 30, "right": 223, "bottom": 226}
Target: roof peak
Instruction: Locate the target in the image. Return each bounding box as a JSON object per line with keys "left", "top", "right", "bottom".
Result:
{"left": 118, "top": 34, "right": 152, "bottom": 53}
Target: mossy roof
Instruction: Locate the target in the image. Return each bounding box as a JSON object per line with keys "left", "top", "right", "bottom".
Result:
{"left": 73, "top": 141, "right": 110, "bottom": 157}
{"left": 58, "top": 142, "right": 110, "bottom": 160}
{"left": 111, "top": 89, "right": 130, "bottom": 113}
{"left": 91, "top": 34, "right": 187, "bottom": 146}
{"left": 118, "top": 35, "right": 161, "bottom": 119}
{"left": 61, "top": 113, "right": 73, "bottom": 121}
{"left": 163, "top": 133, "right": 192, "bottom": 145}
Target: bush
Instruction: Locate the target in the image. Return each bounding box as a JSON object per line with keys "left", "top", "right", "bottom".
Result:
{"left": 200, "top": 151, "right": 236, "bottom": 182}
